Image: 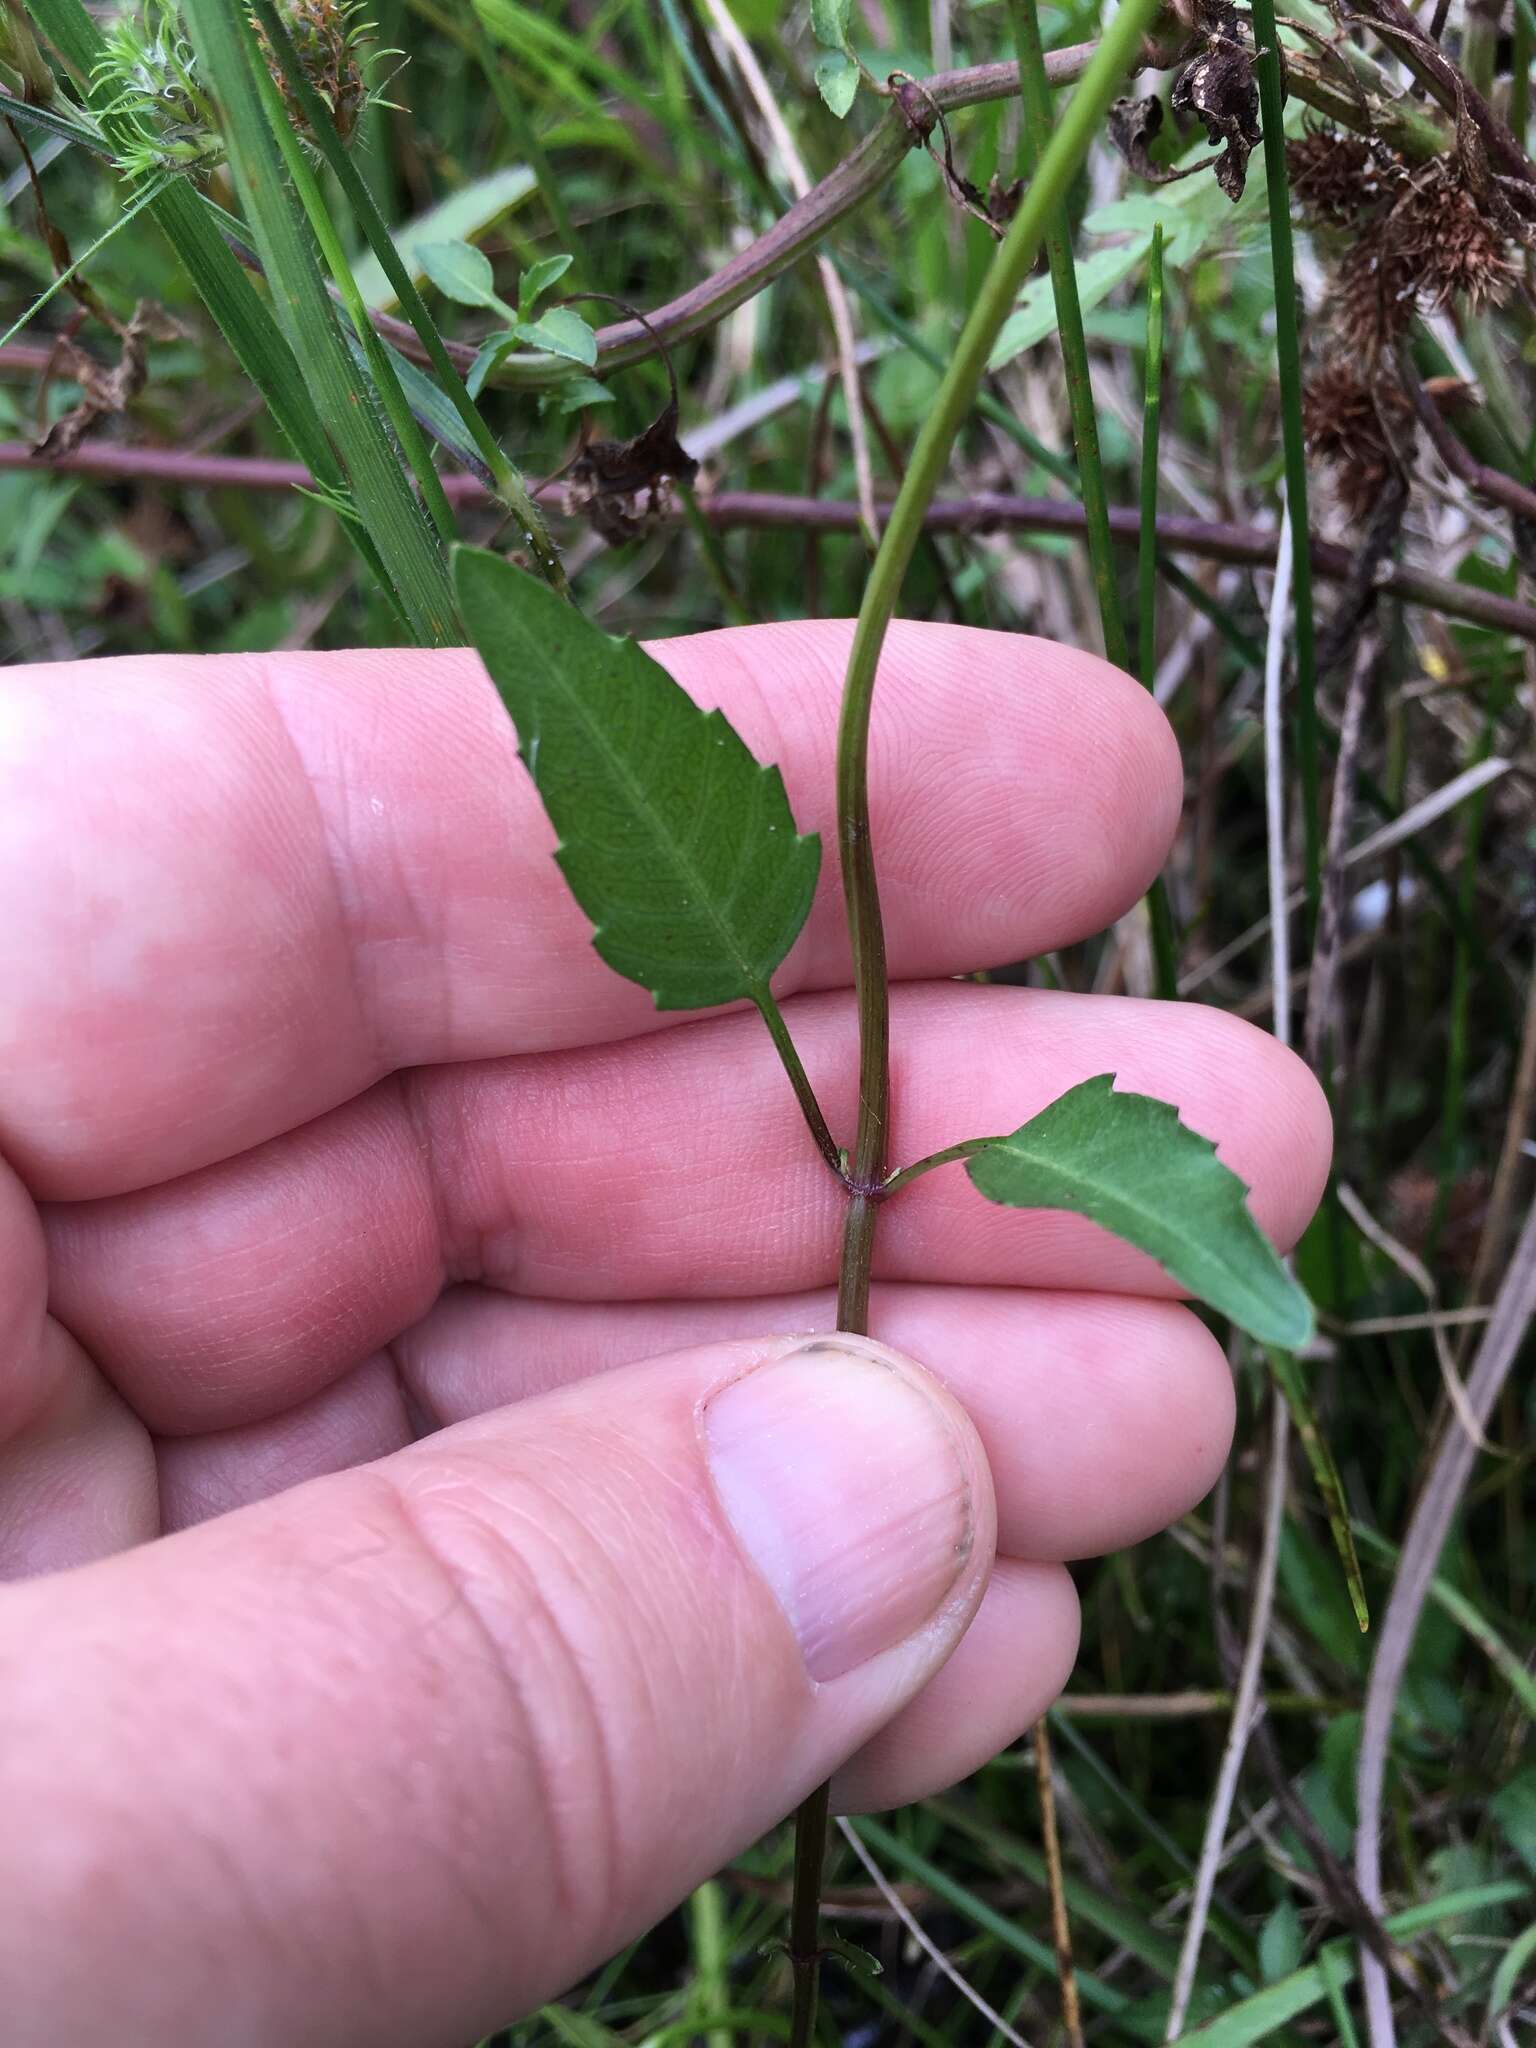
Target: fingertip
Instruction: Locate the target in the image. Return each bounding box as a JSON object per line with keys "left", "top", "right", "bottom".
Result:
{"left": 1181, "top": 1002, "right": 1334, "bottom": 1253}
{"left": 832, "top": 1559, "right": 1080, "bottom": 1813}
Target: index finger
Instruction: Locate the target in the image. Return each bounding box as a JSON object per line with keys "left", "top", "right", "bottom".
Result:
{"left": 1, "top": 621, "right": 1179, "bottom": 1199}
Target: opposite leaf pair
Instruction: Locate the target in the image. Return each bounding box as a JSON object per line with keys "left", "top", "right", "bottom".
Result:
{"left": 454, "top": 544, "right": 1313, "bottom": 1353}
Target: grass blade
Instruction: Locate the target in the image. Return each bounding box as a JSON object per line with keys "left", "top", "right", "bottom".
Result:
{"left": 1248, "top": 0, "right": 1321, "bottom": 930}
{"left": 1138, "top": 225, "right": 1165, "bottom": 692}
{"left": 1006, "top": 0, "right": 1126, "bottom": 670}
{"left": 179, "top": 0, "right": 455, "bottom": 643}
{"left": 25, "top": 0, "right": 413, "bottom": 631}
{"left": 1168, "top": 1884, "right": 1529, "bottom": 2046}
{"left": 248, "top": 0, "right": 564, "bottom": 586}
{"left": 1266, "top": 1343, "right": 1369, "bottom": 1632}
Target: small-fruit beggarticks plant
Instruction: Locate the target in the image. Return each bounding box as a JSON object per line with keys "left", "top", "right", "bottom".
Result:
{"left": 452, "top": 535, "right": 1312, "bottom": 2044}
{"left": 451, "top": 25, "right": 1310, "bottom": 2037}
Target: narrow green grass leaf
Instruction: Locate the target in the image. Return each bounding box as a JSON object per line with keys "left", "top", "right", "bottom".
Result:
{"left": 1169, "top": 1883, "right": 1530, "bottom": 2046}
{"left": 178, "top": 0, "right": 454, "bottom": 642}
{"left": 852, "top": 1819, "right": 1131, "bottom": 2015}
{"left": 0, "top": 168, "right": 171, "bottom": 353}
{"left": 1488, "top": 1917, "right": 1536, "bottom": 2022}
{"left": 24, "top": 0, "right": 413, "bottom": 633}
{"left": 244, "top": 0, "right": 563, "bottom": 591}
{"left": 966, "top": 1075, "right": 1314, "bottom": 1348}
{"left": 1248, "top": 0, "right": 1321, "bottom": 929}
{"left": 1267, "top": 1343, "right": 1369, "bottom": 1631}
{"left": 1137, "top": 224, "right": 1164, "bottom": 694}
{"left": 453, "top": 545, "right": 820, "bottom": 1010}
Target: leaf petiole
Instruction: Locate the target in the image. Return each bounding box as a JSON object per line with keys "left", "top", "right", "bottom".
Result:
{"left": 751, "top": 989, "right": 843, "bottom": 1180}
{"left": 882, "top": 1138, "right": 1000, "bottom": 1197}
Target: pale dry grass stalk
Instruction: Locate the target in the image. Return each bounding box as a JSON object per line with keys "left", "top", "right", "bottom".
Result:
{"left": 700, "top": 0, "right": 881, "bottom": 545}
{"left": 1355, "top": 1200, "right": 1536, "bottom": 2048}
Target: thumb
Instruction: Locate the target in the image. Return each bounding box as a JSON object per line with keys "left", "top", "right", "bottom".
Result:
{"left": 0, "top": 1331, "right": 995, "bottom": 2048}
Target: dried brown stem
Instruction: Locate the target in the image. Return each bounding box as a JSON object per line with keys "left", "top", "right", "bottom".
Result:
{"left": 9, "top": 442, "right": 1536, "bottom": 642}
{"left": 1032, "top": 1720, "right": 1083, "bottom": 2048}
{"left": 1404, "top": 362, "right": 1536, "bottom": 527}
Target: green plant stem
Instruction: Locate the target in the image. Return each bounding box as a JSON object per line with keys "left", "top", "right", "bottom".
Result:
{"left": 785, "top": 9, "right": 1163, "bottom": 2043}
{"left": 1008, "top": 0, "right": 1125, "bottom": 671}
{"left": 687, "top": 1878, "right": 733, "bottom": 2048}
{"left": 752, "top": 990, "right": 842, "bottom": 1178}
{"left": 1249, "top": 0, "right": 1321, "bottom": 936}
{"left": 1010, "top": 0, "right": 1180, "bottom": 998}
{"left": 1138, "top": 227, "right": 1164, "bottom": 695}
{"left": 883, "top": 1137, "right": 998, "bottom": 1196}
{"left": 678, "top": 474, "right": 753, "bottom": 626}
{"left": 1137, "top": 227, "right": 1180, "bottom": 1002}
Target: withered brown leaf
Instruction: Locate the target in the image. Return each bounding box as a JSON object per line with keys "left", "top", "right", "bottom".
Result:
{"left": 33, "top": 302, "right": 181, "bottom": 461}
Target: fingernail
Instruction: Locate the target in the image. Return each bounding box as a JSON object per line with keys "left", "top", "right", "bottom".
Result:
{"left": 704, "top": 1338, "right": 974, "bottom": 1682}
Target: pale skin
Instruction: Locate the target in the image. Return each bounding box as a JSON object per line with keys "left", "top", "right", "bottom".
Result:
{"left": 0, "top": 620, "right": 1331, "bottom": 2046}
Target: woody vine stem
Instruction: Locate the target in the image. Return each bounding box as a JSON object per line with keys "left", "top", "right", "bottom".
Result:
{"left": 785, "top": 4, "right": 1163, "bottom": 2040}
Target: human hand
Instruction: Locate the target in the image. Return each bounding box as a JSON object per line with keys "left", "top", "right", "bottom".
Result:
{"left": 0, "top": 622, "right": 1329, "bottom": 2044}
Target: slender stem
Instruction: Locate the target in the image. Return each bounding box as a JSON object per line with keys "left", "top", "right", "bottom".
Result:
{"left": 1249, "top": 0, "right": 1321, "bottom": 936}
{"left": 1136, "top": 225, "right": 1180, "bottom": 1002}
{"left": 678, "top": 475, "right": 754, "bottom": 625}
{"left": 1008, "top": 0, "right": 1125, "bottom": 671}
{"left": 835, "top": 1191, "right": 880, "bottom": 1335}
{"left": 883, "top": 1137, "right": 999, "bottom": 1196}
{"left": 12, "top": 441, "right": 1536, "bottom": 641}
{"left": 752, "top": 991, "right": 843, "bottom": 1179}
{"left": 785, "top": 11, "right": 1163, "bottom": 2043}
{"left": 1012, "top": 4, "right": 1181, "bottom": 996}
{"left": 1033, "top": 1719, "right": 1085, "bottom": 2048}
{"left": 688, "top": 1878, "right": 734, "bottom": 2048}
{"left": 1137, "top": 227, "right": 1165, "bottom": 694}
{"left": 786, "top": 1779, "right": 831, "bottom": 2047}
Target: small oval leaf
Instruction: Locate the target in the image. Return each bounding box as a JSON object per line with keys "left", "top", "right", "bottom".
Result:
{"left": 815, "top": 48, "right": 860, "bottom": 118}
{"left": 515, "top": 306, "right": 598, "bottom": 367}
{"left": 453, "top": 546, "right": 820, "bottom": 1010}
{"left": 966, "top": 1073, "right": 1314, "bottom": 1348}
{"left": 419, "top": 237, "right": 502, "bottom": 310}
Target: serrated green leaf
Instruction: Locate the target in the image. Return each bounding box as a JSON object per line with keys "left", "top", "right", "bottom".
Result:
{"left": 453, "top": 546, "right": 820, "bottom": 1009}
{"left": 814, "top": 48, "right": 860, "bottom": 118}
{"left": 810, "top": 0, "right": 853, "bottom": 49}
{"left": 519, "top": 252, "right": 574, "bottom": 313}
{"left": 420, "top": 238, "right": 505, "bottom": 310}
{"left": 966, "top": 1075, "right": 1314, "bottom": 1348}
{"left": 514, "top": 307, "right": 598, "bottom": 366}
